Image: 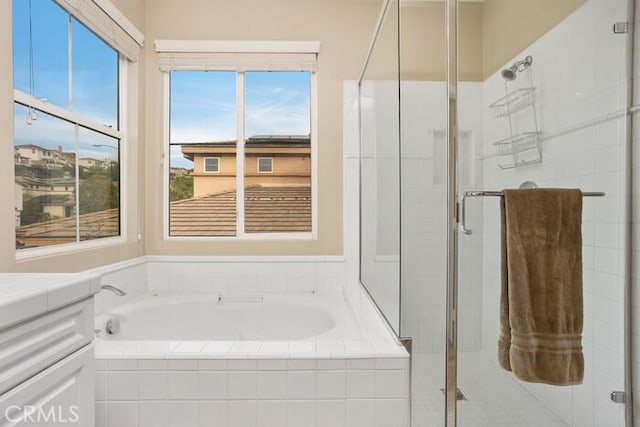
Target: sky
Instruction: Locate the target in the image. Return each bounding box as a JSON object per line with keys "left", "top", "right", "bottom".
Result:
{"left": 13, "top": 0, "right": 311, "bottom": 171}
{"left": 170, "top": 70, "right": 311, "bottom": 169}
{"left": 13, "top": 0, "right": 119, "bottom": 161}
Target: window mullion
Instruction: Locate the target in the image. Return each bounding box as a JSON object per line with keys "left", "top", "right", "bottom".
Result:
{"left": 68, "top": 14, "right": 73, "bottom": 111}
{"left": 74, "top": 124, "right": 80, "bottom": 242}
{"left": 236, "top": 71, "right": 245, "bottom": 237}
{"left": 14, "top": 90, "right": 123, "bottom": 140}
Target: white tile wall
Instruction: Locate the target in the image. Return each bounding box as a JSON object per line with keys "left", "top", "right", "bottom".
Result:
{"left": 145, "top": 256, "right": 348, "bottom": 296}
{"left": 344, "top": 80, "right": 484, "bottom": 353}
{"left": 96, "top": 357, "right": 410, "bottom": 427}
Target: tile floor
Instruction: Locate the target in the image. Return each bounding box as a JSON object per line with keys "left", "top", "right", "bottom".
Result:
{"left": 411, "top": 352, "right": 567, "bottom": 426}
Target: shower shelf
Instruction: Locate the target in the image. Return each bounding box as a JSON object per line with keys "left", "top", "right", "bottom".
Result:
{"left": 493, "top": 131, "right": 541, "bottom": 156}
{"left": 489, "top": 87, "right": 536, "bottom": 118}
{"left": 493, "top": 131, "right": 542, "bottom": 169}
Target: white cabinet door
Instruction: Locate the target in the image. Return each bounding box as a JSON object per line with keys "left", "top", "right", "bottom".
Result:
{"left": 0, "top": 298, "right": 93, "bottom": 395}
{"left": 0, "top": 344, "right": 94, "bottom": 427}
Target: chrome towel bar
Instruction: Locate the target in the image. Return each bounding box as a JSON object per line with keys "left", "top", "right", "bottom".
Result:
{"left": 460, "top": 190, "right": 605, "bottom": 235}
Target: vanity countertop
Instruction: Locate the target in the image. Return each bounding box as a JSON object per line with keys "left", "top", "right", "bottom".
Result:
{"left": 0, "top": 273, "right": 100, "bottom": 330}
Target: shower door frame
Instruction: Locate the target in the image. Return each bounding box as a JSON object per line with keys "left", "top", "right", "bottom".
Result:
{"left": 444, "top": 0, "right": 635, "bottom": 425}
{"left": 444, "top": 0, "right": 459, "bottom": 425}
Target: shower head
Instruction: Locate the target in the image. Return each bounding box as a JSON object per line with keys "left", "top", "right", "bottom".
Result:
{"left": 501, "top": 55, "right": 533, "bottom": 81}
{"left": 501, "top": 65, "right": 518, "bottom": 81}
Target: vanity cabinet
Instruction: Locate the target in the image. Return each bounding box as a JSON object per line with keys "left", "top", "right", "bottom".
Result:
{"left": 0, "top": 274, "right": 98, "bottom": 427}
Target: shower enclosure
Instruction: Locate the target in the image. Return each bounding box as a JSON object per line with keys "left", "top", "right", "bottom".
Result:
{"left": 353, "top": 0, "right": 633, "bottom": 425}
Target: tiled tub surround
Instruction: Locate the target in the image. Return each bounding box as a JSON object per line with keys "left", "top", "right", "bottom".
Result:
{"left": 90, "top": 257, "right": 410, "bottom": 427}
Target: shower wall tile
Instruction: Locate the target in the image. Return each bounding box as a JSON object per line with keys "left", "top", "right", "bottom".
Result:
{"left": 143, "top": 256, "right": 347, "bottom": 295}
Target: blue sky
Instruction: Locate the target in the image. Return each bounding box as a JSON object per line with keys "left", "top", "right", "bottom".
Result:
{"left": 13, "top": 0, "right": 311, "bottom": 170}
{"left": 170, "top": 70, "right": 311, "bottom": 169}
{"left": 13, "top": 0, "right": 119, "bottom": 161}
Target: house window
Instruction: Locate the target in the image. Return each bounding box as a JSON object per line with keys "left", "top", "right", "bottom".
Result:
{"left": 12, "top": 0, "right": 140, "bottom": 251}
{"left": 204, "top": 157, "right": 220, "bottom": 173}
{"left": 160, "top": 41, "right": 318, "bottom": 238}
{"left": 257, "top": 158, "right": 273, "bottom": 173}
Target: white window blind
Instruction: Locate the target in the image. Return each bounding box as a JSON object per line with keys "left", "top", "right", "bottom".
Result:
{"left": 155, "top": 40, "right": 319, "bottom": 72}
{"left": 54, "top": 0, "right": 143, "bottom": 61}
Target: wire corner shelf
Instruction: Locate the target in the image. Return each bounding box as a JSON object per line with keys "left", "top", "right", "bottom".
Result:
{"left": 489, "top": 87, "right": 537, "bottom": 118}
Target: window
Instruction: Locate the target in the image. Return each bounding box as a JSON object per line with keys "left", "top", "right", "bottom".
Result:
{"left": 257, "top": 158, "right": 273, "bottom": 173}
{"left": 204, "top": 157, "right": 220, "bottom": 173}
{"left": 159, "top": 41, "right": 318, "bottom": 238}
{"left": 12, "top": 0, "right": 141, "bottom": 251}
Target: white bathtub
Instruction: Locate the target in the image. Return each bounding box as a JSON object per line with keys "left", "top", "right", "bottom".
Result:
{"left": 92, "top": 258, "right": 410, "bottom": 427}
{"left": 95, "top": 292, "right": 364, "bottom": 341}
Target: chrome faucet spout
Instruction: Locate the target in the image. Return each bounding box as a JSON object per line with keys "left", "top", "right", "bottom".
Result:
{"left": 101, "top": 284, "right": 126, "bottom": 296}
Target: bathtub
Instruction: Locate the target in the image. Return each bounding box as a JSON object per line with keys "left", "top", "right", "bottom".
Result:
{"left": 95, "top": 292, "right": 364, "bottom": 342}
{"left": 92, "top": 257, "right": 409, "bottom": 427}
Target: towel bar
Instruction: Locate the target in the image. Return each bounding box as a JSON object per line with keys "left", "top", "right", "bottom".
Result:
{"left": 460, "top": 190, "right": 605, "bottom": 235}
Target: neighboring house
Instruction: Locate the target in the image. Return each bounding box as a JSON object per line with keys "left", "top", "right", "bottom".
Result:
{"left": 15, "top": 144, "right": 74, "bottom": 168}
{"left": 180, "top": 135, "right": 311, "bottom": 198}
{"left": 79, "top": 157, "right": 113, "bottom": 169}
{"left": 39, "top": 194, "right": 75, "bottom": 219}
{"left": 170, "top": 167, "right": 191, "bottom": 177}
{"left": 16, "top": 176, "right": 75, "bottom": 197}
{"left": 15, "top": 176, "right": 76, "bottom": 226}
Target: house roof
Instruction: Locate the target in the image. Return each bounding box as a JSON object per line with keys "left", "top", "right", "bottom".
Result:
{"left": 170, "top": 185, "right": 311, "bottom": 236}
{"left": 179, "top": 135, "right": 311, "bottom": 161}
{"left": 15, "top": 185, "right": 311, "bottom": 247}
{"left": 16, "top": 208, "right": 119, "bottom": 248}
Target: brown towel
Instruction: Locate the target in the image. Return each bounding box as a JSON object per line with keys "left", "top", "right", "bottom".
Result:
{"left": 498, "top": 188, "right": 584, "bottom": 385}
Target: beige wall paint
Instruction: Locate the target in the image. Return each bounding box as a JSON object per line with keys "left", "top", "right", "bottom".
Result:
{"left": 482, "top": 0, "right": 586, "bottom": 78}
{"left": 111, "top": 0, "right": 146, "bottom": 31}
{"left": 398, "top": 2, "right": 484, "bottom": 81}
{"left": 0, "top": 0, "right": 146, "bottom": 272}
{"left": 368, "top": 1, "right": 583, "bottom": 82}
{"left": 143, "top": 0, "right": 381, "bottom": 256}
{"left": 0, "top": 0, "right": 589, "bottom": 269}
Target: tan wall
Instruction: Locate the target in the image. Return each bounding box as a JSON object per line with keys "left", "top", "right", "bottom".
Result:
{"left": 398, "top": 2, "right": 484, "bottom": 82}
{"left": 482, "top": 0, "right": 585, "bottom": 78}
{"left": 0, "top": 0, "right": 146, "bottom": 272}
{"left": 245, "top": 155, "right": 311, "bottom": 178}
{"left": 192, "top": 153, "right": 236, "bottom": 176}
{"left": 190, "top": 153, "right": 311, "bottom": 197}
{"left": 366, "top": 0, "right": 585, "bottom": 82}
{"left": 144, "top": 0, "right": 381, "bottom": 256}
{"left": 193, "top": 178, "right": 237, "bottom": 199}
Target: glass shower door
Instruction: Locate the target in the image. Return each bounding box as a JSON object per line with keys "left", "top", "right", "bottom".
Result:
{"left": 455, "top": 0, "right": 632, "bottom": 425}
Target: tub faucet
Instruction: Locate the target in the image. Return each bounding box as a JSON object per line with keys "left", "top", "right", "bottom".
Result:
{"left": 101, "top": 284, "right": 127, "bottom": 296}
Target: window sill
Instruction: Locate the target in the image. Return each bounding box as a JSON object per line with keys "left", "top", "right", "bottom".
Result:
{"left": 15, "top": 236, "right": 128, "bottom": 263}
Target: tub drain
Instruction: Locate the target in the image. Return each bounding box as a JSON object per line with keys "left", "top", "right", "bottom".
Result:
{"left": 439, "top": 388, "right": 467, "bottom": 401}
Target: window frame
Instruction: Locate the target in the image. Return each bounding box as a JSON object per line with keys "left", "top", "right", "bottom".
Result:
{"left": 257, "top": 157, "right": 273, "bottom": 174}
{"left": 203, "top": 157, "right": 221, "bottom": 173}
{"left": 12, "top": 0, "right": 142, "bottom": 260}
{"left": 159, "top": 40, "right": 319, "bottom": 241}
